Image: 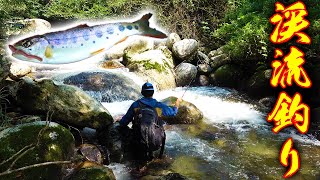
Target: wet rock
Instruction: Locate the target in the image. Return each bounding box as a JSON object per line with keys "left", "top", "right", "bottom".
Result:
{"left": 0, "top": 121, "right": 74, "bottom": 180}
{"left": 196, "top": 51, "right": 210, "bottom": 64}
{"left": 172, "top": 39, "right": 198, "bottom": 63}
{"left": 208, "top": 47, "right": 225, "bottom": 59}
{"left": 78, "top": 144, "right": 103, "bottom": 164}
{"left": 209, "top": 54, "right": 231, "bottom": 70}
{"left": 99, "top": 60, "right": 125, "bottom": 69}
{"left": 126, "top": 47, "right": 176, "bottom": 90}
{"left": 245, "top": 69, "right": 273, "bottom": 98}
{"left": 4, "top": 19, "right": 51, "bottom": 37}
{"left": 165, "top": 33, "right": 181, "bottom": 50}
{"left": 175, "top": 63, "right": 197, "bottom": 87}
{"left": 122, "top": 38, "right": 155, "bottom": 65}
{"left": 197, "top": 64, "right": 213, "bottom": 75}
{"left": 9, "top": 62, "right": 33, "bottom": 80}
{"left": 15, "top": 78, "right": 113, "bottom": 129}
{"left": 161, "top": 96, "right": 203, "bottom": 124}
{"left": 208, "top": 73, "right": 217, "bottom": 85}
{"left": 63, "top": 71, "right": 141, "bottom": 102}
{"left": 258, "top": 96, "right": 276, "bottom": 110}
{"left": 70, "top": 161, "right": 115, "bottom": 180}
{"left": 161, "top": 173, "right": 188, "bottom": 180}
{"left": 0, "top": 56, "right": 11, "bottom": 82}
{"left": 198, "top": 75, "right": 209, "bottom": 86}
{"left": 214, "top": 64, "right": 243, "bottom": 88}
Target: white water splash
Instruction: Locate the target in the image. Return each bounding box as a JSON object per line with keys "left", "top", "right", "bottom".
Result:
{"left": 154, "top": 87, "right": 265, "bottom": 125}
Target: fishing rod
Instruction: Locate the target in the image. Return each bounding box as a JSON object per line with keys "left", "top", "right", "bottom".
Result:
{"left": 181, "top": 72, "right": 197, "bottom": 99}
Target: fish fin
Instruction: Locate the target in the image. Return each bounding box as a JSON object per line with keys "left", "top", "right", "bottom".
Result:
{"left": 69, "top": 24, "right": 89, "bottom": 30}
{"left": 91, "top": 48, "right": 105, "bottom": 56}
{"left": 45, "top": 45, "right": 53, "bottom": 58}
{"left": 115, "top": 36, "right": 128, "bottom": 45}
{"left": 134, "top": 13, "right": 167, "bottom": 39}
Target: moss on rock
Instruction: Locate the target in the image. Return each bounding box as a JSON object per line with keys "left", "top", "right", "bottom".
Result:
{"left": 0, "top": 121, "right": 74, "bottom": 180}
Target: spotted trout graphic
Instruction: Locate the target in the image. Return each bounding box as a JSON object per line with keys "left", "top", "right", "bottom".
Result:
{"left": 9, "top": 13, "right": 166, "bottom": 64}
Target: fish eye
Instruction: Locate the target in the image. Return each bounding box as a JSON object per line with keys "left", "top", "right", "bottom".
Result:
{"left": 21, "top": 40, "right": 33, "bottom": 48}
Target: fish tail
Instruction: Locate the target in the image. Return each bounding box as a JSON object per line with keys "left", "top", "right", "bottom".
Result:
{"left": 134, "top": 13, "right": 167, "bottom": 39}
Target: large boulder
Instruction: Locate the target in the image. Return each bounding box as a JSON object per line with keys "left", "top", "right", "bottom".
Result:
{"left": 214, "top": 64, "right": 243, "bottom": 88}
{"left": 172, "top": 39, "right": 198, "bottom": 63}
{"left": 15, "top": 78, "right": 113, "bottom": 129}
{"left": 122, "top": 38, "right": 155, "bottom": 65}
{"left": 126, "top": 46, "right": 176, "bottom": 90}
{"left": 175, "top": 63, "right": 197, "bottom": 87}
{"left": 0, "top": 121, "right": 74, "bottom": 179}
{"left": 161, "top": 96, "right": 203, "bottom": 124}
{"left": 166, "top": 33, "right": 181, "bottom": 50}
{"left": 62, "top": 71, "right": 141, "bottom": 102}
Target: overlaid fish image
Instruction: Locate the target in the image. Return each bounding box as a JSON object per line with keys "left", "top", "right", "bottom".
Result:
{"left": 8, "top": 13, "right": 166, "bottom": 64}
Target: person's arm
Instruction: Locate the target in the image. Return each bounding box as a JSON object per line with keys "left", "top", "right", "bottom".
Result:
{"left": 119, "top": 102, "right": 136, "bottom": 126}
{"left": 158, "top": 98, "right": 181, "bottom": 117}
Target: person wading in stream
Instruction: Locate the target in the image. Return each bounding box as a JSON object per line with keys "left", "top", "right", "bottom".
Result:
{"left": 118, "top": 82, "right": 181, "bottom": 163}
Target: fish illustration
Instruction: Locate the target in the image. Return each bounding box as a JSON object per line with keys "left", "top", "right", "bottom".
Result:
{"left": 8, "top": 13, "right": 166, "bottom": 64}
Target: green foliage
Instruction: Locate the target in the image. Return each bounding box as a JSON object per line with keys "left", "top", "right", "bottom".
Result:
{"left": 210, "top": 0, "right": 320, "bottom": 61}
{"left": 0, "top": 0, "right": 45, "bottom": 20}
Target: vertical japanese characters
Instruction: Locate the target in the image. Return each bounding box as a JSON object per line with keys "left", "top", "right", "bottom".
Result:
{"left": 268, "top": 1, "right": 311, "bottom": 178}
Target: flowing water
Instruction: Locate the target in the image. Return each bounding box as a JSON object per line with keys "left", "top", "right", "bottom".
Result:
{"left": 103, "top": 86, "right": 320, "bottom": 180}
{"left": 36, "top": 67, "right": 320, "bottom": 179}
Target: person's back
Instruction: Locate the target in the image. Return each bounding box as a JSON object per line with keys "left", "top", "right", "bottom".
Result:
{"left": 119, "top": 82, "right": 180, "bottom": 161}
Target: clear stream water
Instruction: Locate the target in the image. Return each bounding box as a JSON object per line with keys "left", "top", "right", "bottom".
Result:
{"left": 103, "top": 87, "right": 320, "bottom": 180}
{"left": 39, "top": 67, "right": 320, "bottom": 179}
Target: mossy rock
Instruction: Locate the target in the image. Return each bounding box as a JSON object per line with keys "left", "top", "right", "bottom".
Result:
{"left": 161, "top": 96, "right": 203, "bottom": 124}
{"left": 126, "top": 48, "right": 176, "bottom": 90}
{"left": 170, "top": 156, "right": 205, "bottom": 179}
{"left": 70, "top": 162, "right": 115, "bottom": 180}
{"left": 0, "top": 121, "right": 74, "bottom": 180}
{"left": 214, "top": 64, "right": 243, "bottom": 88}
{"left": 15, "top": 78, "right": 113, "bottom": 129}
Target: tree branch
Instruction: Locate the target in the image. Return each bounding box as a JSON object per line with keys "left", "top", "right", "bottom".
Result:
{"left": 0, "top": 161, "right": 72, "bottom": 177}
{"left": 0, "top": 144, "right": 35, "bottom": 166}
